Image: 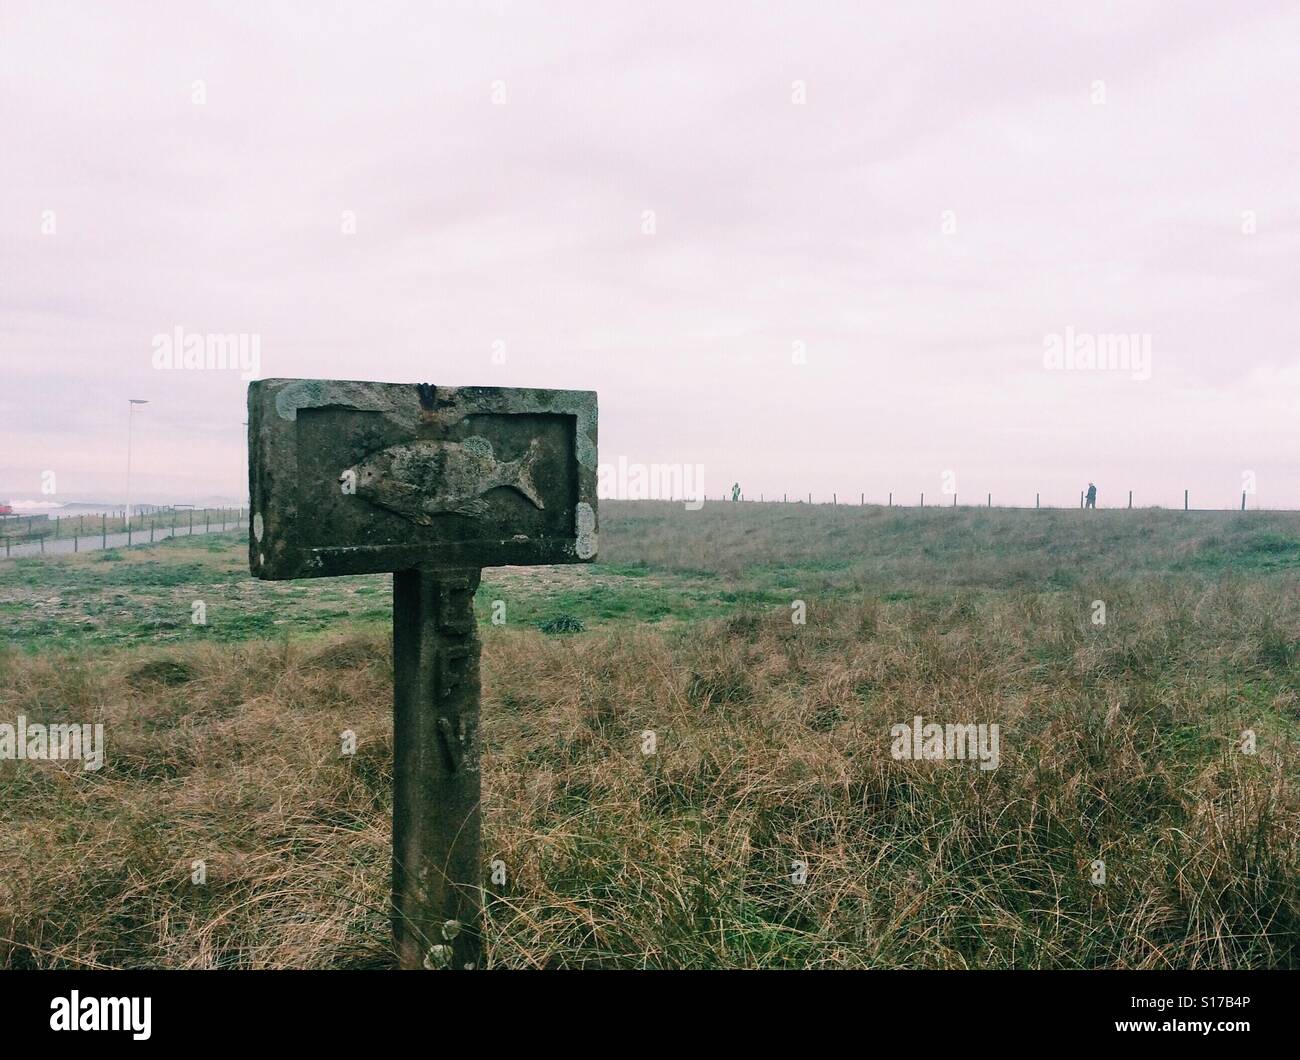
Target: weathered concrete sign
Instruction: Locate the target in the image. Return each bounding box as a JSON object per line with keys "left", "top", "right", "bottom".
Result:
{"left": 248, "top": 378, "right": 598, "bottom": 969}
{"left": 248, "top": 378, "right": 598, "bottom": 578}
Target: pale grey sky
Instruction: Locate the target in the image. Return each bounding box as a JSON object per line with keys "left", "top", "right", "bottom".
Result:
{"left": 2, "top": 0, "right": 1297, "bottom": 508}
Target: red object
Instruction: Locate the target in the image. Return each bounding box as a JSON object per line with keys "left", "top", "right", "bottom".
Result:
{"left": 0, "top": 505, "right": 12, "bottom": 516}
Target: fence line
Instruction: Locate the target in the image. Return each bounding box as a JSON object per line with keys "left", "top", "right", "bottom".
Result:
{"left": 697, "top": 490, "right": 1291, "bottom": 511}
{"left": 1, "top": 508, "right": 248, "bottom": 559}
{"left": 5, "top": 493, "right": 1293, "bottom": 560}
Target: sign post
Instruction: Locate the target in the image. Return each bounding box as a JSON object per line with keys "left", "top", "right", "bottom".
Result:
{"left": 391, "top": 566, "right": 482, "bottom": 968}
{"left": 248, "top": 378, "right": 598, "bottom": 969}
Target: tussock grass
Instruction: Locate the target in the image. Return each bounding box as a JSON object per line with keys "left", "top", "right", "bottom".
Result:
{"left": 0, "top": 503, "right": 1297, "bottom": 967}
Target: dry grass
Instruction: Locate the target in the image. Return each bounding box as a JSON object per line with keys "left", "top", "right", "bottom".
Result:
{"left": 0, "top": 503, "right": 1297, "bottom": 967}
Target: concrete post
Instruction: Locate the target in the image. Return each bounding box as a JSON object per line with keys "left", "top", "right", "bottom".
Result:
{"left": 391, "top": 567, "right": 484, "bottom": 970}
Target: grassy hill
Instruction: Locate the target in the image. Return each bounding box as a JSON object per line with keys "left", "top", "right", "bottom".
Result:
{"left": 1, "top": 501, "right": 1297, "bottom": 967}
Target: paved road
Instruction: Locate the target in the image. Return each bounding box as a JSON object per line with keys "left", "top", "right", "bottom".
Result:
{"left": 2, "top": 519, "right": 248, "bottom": 559}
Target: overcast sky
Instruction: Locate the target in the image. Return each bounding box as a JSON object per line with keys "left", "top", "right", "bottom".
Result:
{"left": 2, "top": 0, "right": 1297, "bottom": 509}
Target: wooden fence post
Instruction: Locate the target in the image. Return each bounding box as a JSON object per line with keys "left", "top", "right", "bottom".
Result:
{"left": 1184, "top": 489, "right": 1189, "bottom": 511}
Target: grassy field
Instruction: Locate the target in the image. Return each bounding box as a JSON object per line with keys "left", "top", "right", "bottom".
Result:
{"left": 1, "top": 501, "right": 1297, "bottom": 968}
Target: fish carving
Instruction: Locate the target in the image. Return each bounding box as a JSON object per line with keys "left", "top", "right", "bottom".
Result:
{"left": 342, "top": 436, "right": 545, "bottom": 524}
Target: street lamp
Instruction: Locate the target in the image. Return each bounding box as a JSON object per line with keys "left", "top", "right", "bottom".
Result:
{"left": 126, "top": 399, "right": 148, "bottom": 530}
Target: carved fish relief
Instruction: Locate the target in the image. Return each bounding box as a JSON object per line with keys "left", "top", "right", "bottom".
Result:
{"left": 341, "top": 436, "right": 545, "bottom": 524}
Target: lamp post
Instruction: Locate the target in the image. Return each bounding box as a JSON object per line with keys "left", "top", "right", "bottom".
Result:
{"left": 126, "top": 399, "right": 148, "bottom": 530}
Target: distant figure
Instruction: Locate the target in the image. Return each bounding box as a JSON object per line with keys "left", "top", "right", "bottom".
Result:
{"left": 1085, "top": 482, "right": 1097, "bottom": 509}
{"left": 731, "top": 482, "right": 741, "bottom": 502}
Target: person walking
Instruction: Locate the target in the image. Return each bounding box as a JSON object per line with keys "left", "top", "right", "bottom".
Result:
{"left": 1085, "top": 482, "right": 1097, "bottom": 509}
